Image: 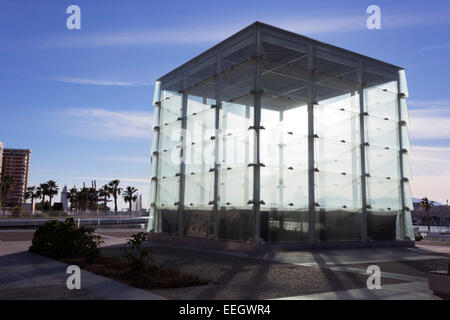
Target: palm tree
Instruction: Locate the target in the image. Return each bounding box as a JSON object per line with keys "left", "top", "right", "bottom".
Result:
{"left": 39, "top": 182, "right": 49, "bottom": 204}
{"left": 122, "top": 186, "right": 138, "bottom": 213}
{"left": 24, "top": 186, "right": 41, "bottom": 214}
{"left": 108, "top": 179, "right": 122, "bottom": 214}
{"left": 88, "top": 187, "right": 99, "bottom": 210}
{"left": 46, "top": 180, "right": 59, "bottom": 206}
{"left": 77, "top": 187, "right": 89, "bottom": 212}
{"left": 419, "top": 197, "right": 435, "bottom": 232}
{"left": 0, "top": 175, "right": 15, "bottom": 212}
{"left": 98, "top": 185, "right": 111, "bottom": 214}
{"left": 67, "top": 187, "right": 78, "bottom": 212}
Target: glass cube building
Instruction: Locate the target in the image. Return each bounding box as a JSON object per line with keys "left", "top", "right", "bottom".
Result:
{"left": 148, "top": 22, "right": 414, "bottom": 244}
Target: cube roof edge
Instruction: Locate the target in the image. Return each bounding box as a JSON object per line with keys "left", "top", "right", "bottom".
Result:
{"left": 156, "top": 21, "right": 403, "bottom": 84}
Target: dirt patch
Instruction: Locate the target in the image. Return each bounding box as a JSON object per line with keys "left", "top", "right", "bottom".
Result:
{"left": 62, "top": 256, "right": 210, "bottom": 289}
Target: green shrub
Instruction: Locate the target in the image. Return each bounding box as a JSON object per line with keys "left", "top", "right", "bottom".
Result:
{"left": 29, "top": 218, "right": 103, "bottom": 262}
{"left": 121, "top": 232, "right": 152, "bottom": 272}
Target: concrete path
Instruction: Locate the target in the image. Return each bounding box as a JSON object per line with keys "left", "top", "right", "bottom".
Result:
{"left": 0, "top": 233, "right": 165, "bottom": 300}
{"left": 1, "top": 230, "right": 448, "bottom": 300}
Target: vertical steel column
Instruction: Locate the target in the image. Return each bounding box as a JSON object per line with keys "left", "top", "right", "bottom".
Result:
{"left": 358, "top": 62, "right": 368, "bottom": 241}
{"left": 212, "top": 51, "right": 223, "bottom": 239}
{"left": 307, "top": 44, "right": 316, "bottom": 243}
{"left": 396, "top": 72, "right": 406, "bottom": 240}
{"left": 149, "top": 81, "right": 162, "bottom": 232}
{"left": 177, "top": 75, "right": 188, "bottom": 237}
{"left": 252, "top": 25, "right": 262, "bottom": 242}
{"left": 278, "top": 110, "right": 284, "bottom": 207}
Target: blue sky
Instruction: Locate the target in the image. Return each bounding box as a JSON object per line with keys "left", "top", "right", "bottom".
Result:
{"left": 0, "top": 0, "right": 449, "bottom": 208}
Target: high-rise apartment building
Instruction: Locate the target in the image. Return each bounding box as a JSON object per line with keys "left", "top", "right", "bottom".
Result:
{"left": 1, "top": 148, "right": 31, "bottom": 207}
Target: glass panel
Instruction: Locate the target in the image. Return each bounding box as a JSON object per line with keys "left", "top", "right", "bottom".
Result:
{"left": 220, "top": 102, "right": 253, "bottom": 132}
{"left": 315, "top": 105, "right": 360, "bottom": 143}
{"left": 159, "top": 121, "right": 181, "bottom": 152}
{"left": 150, "top": 157, "right": 158, "bottom": 178}
{"left": 316, "top": 209, "right": 362, "bottom": 241}
{"left": 159, "top": 91, "right": 182, "bottom": 125}
{"left": 185, "top": 139, "right": 215, "bottom": 174}
{"left": 366, "top": 146, "right": 400, "bottom": 180}
{"left": 157, "top": 148, "right": 180, "bottom": 178}
{"left": 159, "top": 209, "right": 178, "bottom": 235}
{"left": 218, "top": 167, "right": 253, "bottom": 207}
{"left": 315, "top": 171, "right": 362, "bottom": 209}
{"left": 282, "top": 168, "right": 309, "bottom": 208}
{"left": 400, "top": 98, "right": 410, "bottom": 123}
{"left": 184, "top": 171, "right": 214, "bottom": 207}
{"left": 218, "top": 208, "right": 252, "bottom": 241}
{"left": 283, "top": 133, "right": 308, "bottom": 170}
{"left": 316, "top": 138, "right": 361, "bottom": 176}
{"left": 367, "top": 211, "right": 399, "bottom": 241}
{"left": 156, "top": 176, "right": 180, "bottom": 208}
{"left": 365, "top": 86, "right": 398, "bottom": 120}
{"left": 401, "top": 125, "right": 410, "bottom": 151}
{"left": 218, "top": 130, "right": 254, "bottom": 169}
{"left": 260, "top": 166, "right": 280, "bottom": 208}
{"left": 186, "top": 93, "right": 215, "bottom": 116}
{"left": 404, "top": 209, "right": 415, "bottom": 240}
{"left": 318, "top": 91, "right": 360, "bottom": 114}
{"left": 365, "top": 116, "right": 399, "bottom": 150}
{"left": 366, "top": 176, "right": 401, "bottom": 211}
{"left": 185, "top": 108, "right": 216, "bottom": 173}
{"left": 186, "top": 108, "right": 215, "bottom": 143}
{"left": 403, "top": 180, "right": 414, "bottom": 210}
{"left": 398, "top": 69, "right": 409, "bottom": 97}
{"left": 261, "top": 210, "right": 309, "bottom": 243}
{"left": 261, "top": 167, "right": 308, "bottom": 209}
{"left": 150, "top": 180, "right": 157, "bottom": 204}
{"left": 402, "top": 152, "right": 412, "bottom": 181}
{"left": 183, "top": 209, "right": 212, "bottom": 238}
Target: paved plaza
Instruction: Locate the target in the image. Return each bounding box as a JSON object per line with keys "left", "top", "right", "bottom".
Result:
{"left": 0, "top": 229, "right": 448, "bottom": 300}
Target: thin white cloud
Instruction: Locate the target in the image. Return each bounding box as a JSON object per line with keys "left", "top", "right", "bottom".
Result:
{"left": 58, "top": 108, "right": 153, "bottom": 140}
{"left": 53, "top": 76, "right": 153, "bottom": 87}
{"left": 72, "top": 177, "right": 151, "bottom": 184}
{"left": 419, "top": 43, "right": 450, "bottom": 52}
{"left": 409, "top": 145, "right": 450, "bottom": 203}
{"left": 42, "top": 12, "right": 450, "bottom": 48}
{"left": 98, "top": 156, "right": 150, "bottom": 163}
{"left": 408, "top": 99, "right": 450, "bottom": 108}
{"left": 408, "top": 104, "right": 450, "bottom": 140}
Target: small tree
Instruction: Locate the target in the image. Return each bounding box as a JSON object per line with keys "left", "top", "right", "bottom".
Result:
{"left": 123, "top": 186, "right": 138, "bottom": 212}
{"left": 419, "top": 197, "right": 434, "bottom": 232}
{"left": 121, "top": 232, "right": 152, "bottom": 272}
